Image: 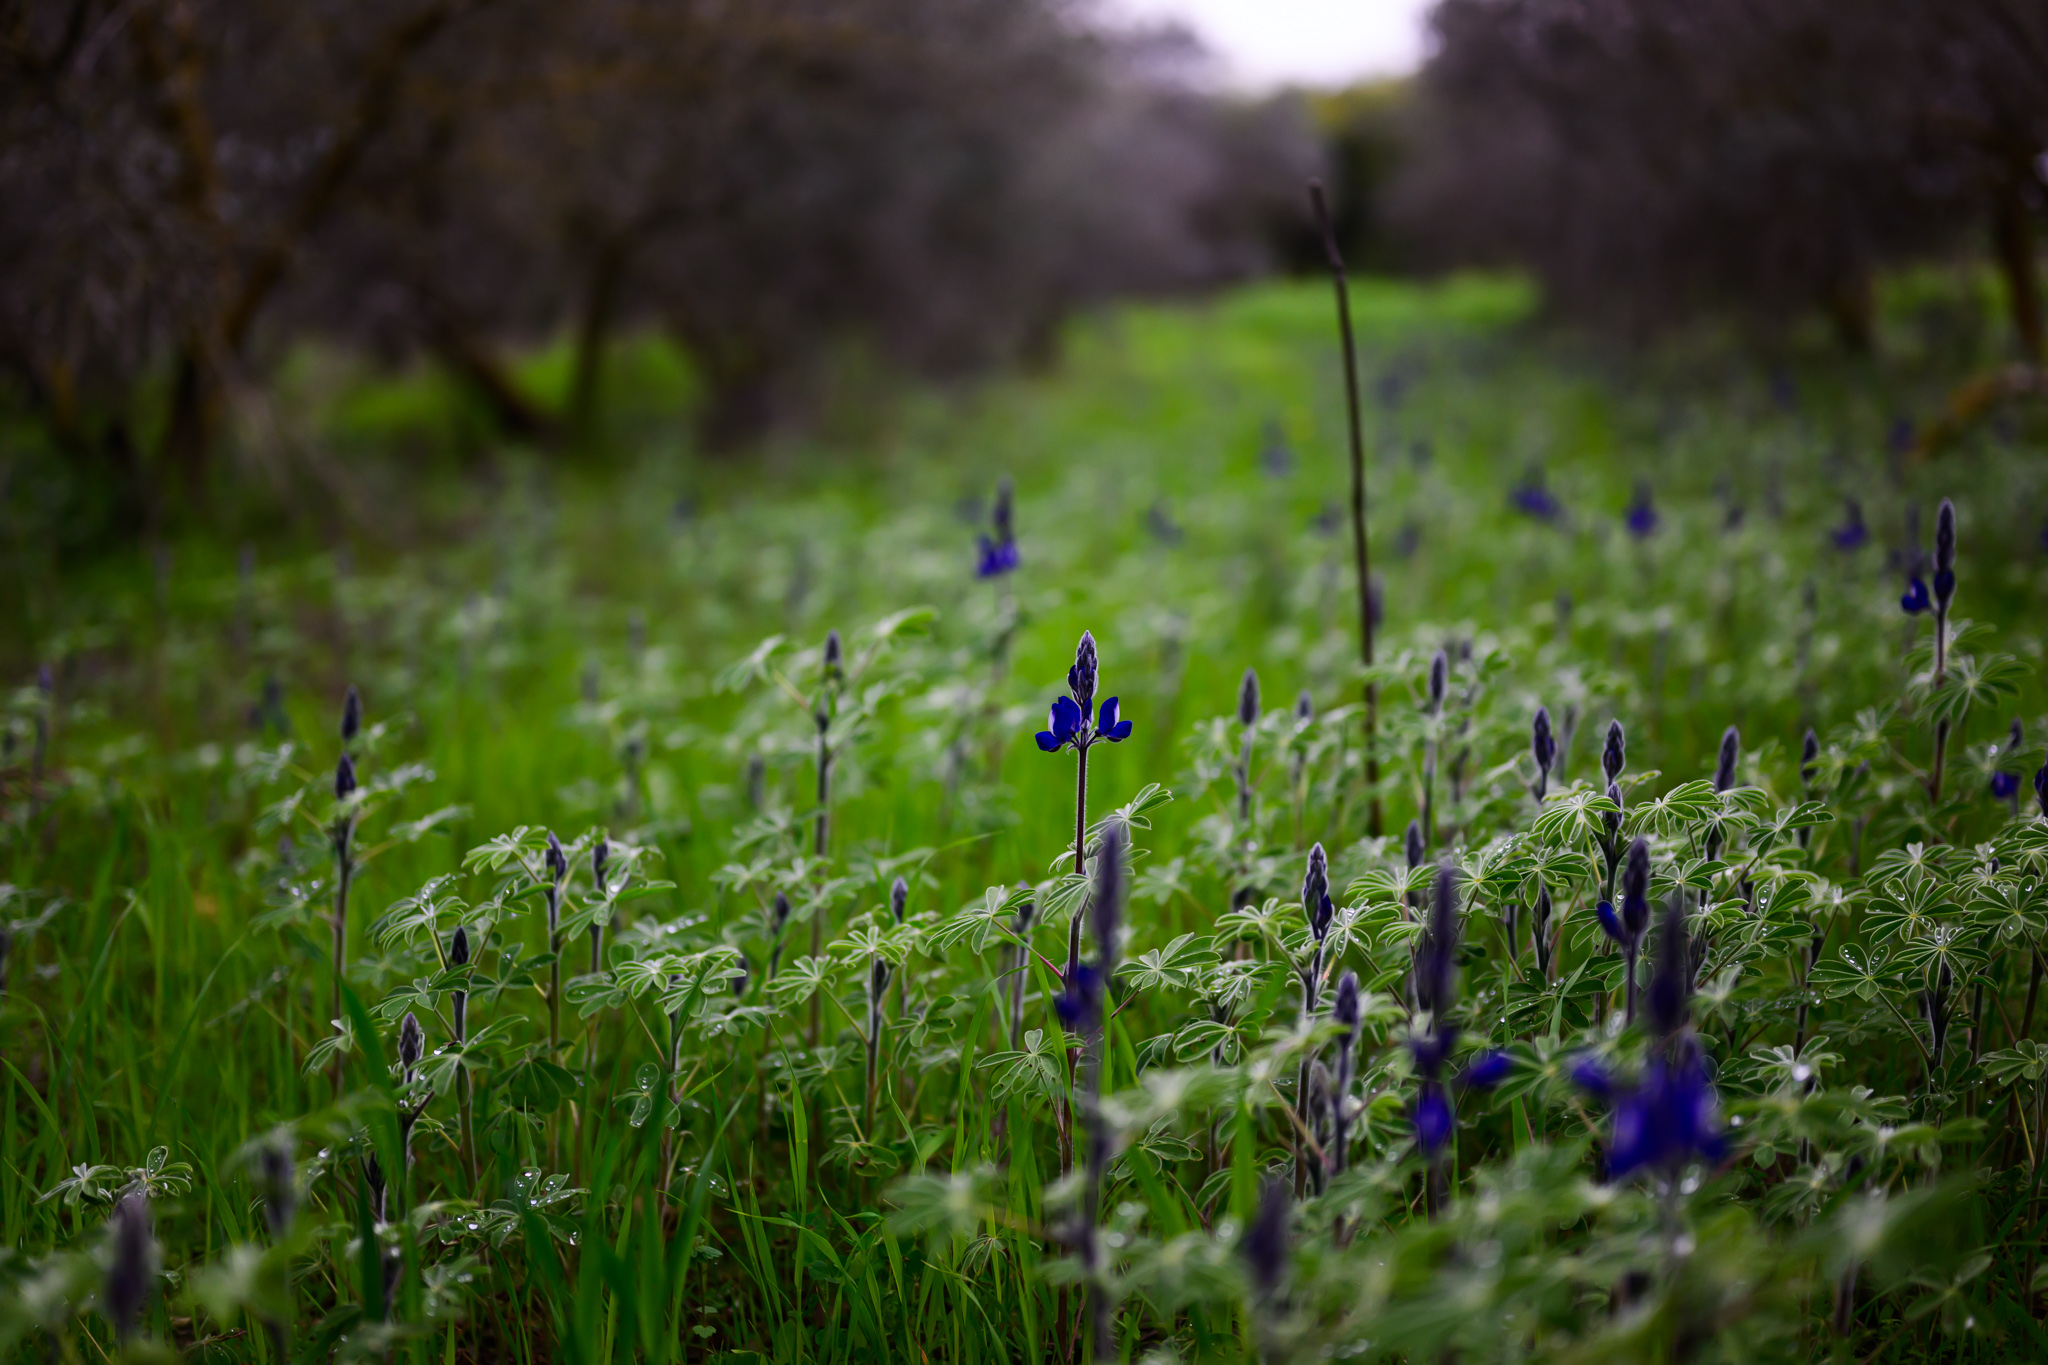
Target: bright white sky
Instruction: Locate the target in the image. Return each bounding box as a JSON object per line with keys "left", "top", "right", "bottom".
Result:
{"left": 1109, "top": 0, "right": 1434, "bottom": 88}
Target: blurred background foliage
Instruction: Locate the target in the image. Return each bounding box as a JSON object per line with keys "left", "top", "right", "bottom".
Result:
{"left": 0, "top": 0, "right": 2044, "bottom": 558}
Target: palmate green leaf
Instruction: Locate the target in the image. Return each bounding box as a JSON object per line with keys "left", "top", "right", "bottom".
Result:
{"left": 1528, "top": 784, "right": 1618, "bottom": 848}
{"left": 922, "top": 883, "right": 1035, "bottom": 955}
{"left": 304, "top": 1015, "right": 358, "bottom": 1074}
{"left": 1347, "top": 864, "right": 1433, "bottom": 906}
{"left": 614, "top": 1062, "right": 681, "bottom": 1130}
{"left": 1968, "top": 876, "right": 2046, "bottom": 945}
{"left": 1629, "top": 779, "right": 1719, "bottom": 836}
{"left": 385, "top": 804, "right": 470, "bottom": 845}
{"left": 371, "top": 874, "right": 466, "bottom": 950}
{"left": 1809, "top": 945, "right": 1899, "bottom": 1002}
{"left": 1117, "top": 933, "right": 1219, "bottom": 994}
{"left": 1919, "top": 652, "right": 2027, "bottom": 726}
{"left": 976, "top": 1028, "right": 1065, "bottom": 1102}
{"left": 1865, "top": 873, "right": 1960, "bottom": 944}
{"left": 764, "top": 954, "right": 837, "bottom": 1009}
{"left": 715, "top": 634, "right": 787, "bottom": 693}
{"left": 1981, "top": 1040, "right": 2048, "bottom": 1087}
{"left": 463, "top": 827, "right": 550, "bottom": 874}
{"left": 1866, "top": 841, "right": 1952, "bottom": 883}
{"left": 1893, "top": 923, "right": 1988, "bottom": 979}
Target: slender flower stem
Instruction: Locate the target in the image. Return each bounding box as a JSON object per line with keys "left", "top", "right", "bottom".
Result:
{"left": 1073, "top": 744, "right": 1090, "bottom": 876}
{"left": 330, "top": 820, "right": 353, "bottom": 1097}
{"left": 812, "top": 721, "right": 832, "bottom": 1047}
{"left": 1310, "top": 180, "right": 1379, "bottom": 837}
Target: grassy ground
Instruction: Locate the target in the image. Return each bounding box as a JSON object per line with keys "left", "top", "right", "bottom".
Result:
{"left": 4, "top": 269, "right": 2048, "bottom": 1363}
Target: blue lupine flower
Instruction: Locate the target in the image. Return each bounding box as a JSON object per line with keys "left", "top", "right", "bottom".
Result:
{"left": 1570, "top": 1057, "right": 1615, "bottom": 1100}
{"left": 1606, "top": 1043, "right": 1725, "bottom": 1178}
{"left": 1510, "top": 479, "right": 1561, "bottom": 520}
{"left": 976, "top": 535, "right": 1019, "bottom": 578}
{"left": 1624, "top": 484, "right": 1658, "bottom": 539}
{"left": 1461, "top": 1050, "right": 1513, "bottom": 1088}
{"left": 1992, "top": 771, "right": 2021, "bottom": 801}
{"left": 1900, "top": 576, "right": 1931, "bottom": 614}
{"left": 1574, "top": 899, "right": 1724, "bottom": 1179}
{"left": 1620, "top": 836, "right": 1651, "bottom": 942}
{"left": 1830, "top": 500, "right": 1869, "bottom": 550}
{"left": 1413, "top": 1087, "right": 1453, "bottom": 1154}
{"left": 1596, "top": 899, "right": 1624, "bottom": 945}
{"left": 1035, "top": 634, "right": 1135, "bottom": 753}
{"left": 1054, "top": 962, "right": 1103, "bottom": 1028}
{"left": 976, "top": 478, "right": 1019, "bottom": 578}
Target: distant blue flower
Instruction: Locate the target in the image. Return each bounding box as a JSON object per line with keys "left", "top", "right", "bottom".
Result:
{"left": 1830, "top": 500, "right": 1869, "bottom": 551}
{"left": 1624, "top": 484, "right": 1658, "bottom": 539}
{"left": 976, "top": 535, "right": 1019, "bottom": 579}
{"left": 1461, "top": 1050, "right": 1513, "bottom": 1089}
{"left": 1510, "top": 480, "right": 1561, "bottom": 521}
{"left": 1992, "top": 771, "right": 2020, "bottom": 801}
{"left": 1054, "top": 962, "right": 1103, "bottom": 1028}
{"left": 1596, "top": 899, "right": 1624, "bottom": 945}
{"left": 1887, "top": 418, "right": 1915, "bottom": 455}
{"left": 1604, "top": 1044, "right": 1725, "bottom": 1179}
{"left": 1900, "top": 576, "right": 1931, "bottom": 614}
{"left": 1413, "top": 1086, "right": 1453, "bottom": 1154}
{"left": 1570, "top": 1057, "right": 1614, "bottom": 1100}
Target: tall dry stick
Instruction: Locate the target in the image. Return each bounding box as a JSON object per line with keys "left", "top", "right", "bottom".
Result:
{"left": 1309, "top": 181, "right": 1380, "bottom": 837}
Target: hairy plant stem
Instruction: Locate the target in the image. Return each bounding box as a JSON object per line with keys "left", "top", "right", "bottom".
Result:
{"left": 812, "top": 718, "right": 832, "bottom": 1048}
{"left": 330, "top": 816, "right": 354, "bottom": 1096}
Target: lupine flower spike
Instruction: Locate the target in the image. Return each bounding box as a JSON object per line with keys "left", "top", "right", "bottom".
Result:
{"left": 340, "top": 685, "right": 362, "bottom": 742}
{"left": 976, "top": 476, "right": 1020, "bottom": 578}
{"left": 1598, "top": 836, "right": 1653, "bottom": 1023}
{"left": 1625, "top": 483, "right": 1658, "bottom": 538}
{"left": 105, "top": 1191, "right": 156, "bottom": 1342}
{"left": 1035, "top": 631, "right": 1133, "bottom": 754}
{"left": 1328, "top": 970, "right": 1361, "bottom": 1178}
{"left": 1407, "top": 865, "right": 1507, "bottom": 1199}
{"left": 1576, "top": 899, "right": 1725, "bottom": 1181}
{"left": 1713, "top": 726, "right": 1740, "bottom": 792}
{"left": 1238, "top": 668, "right": 1261, "bottom": 727}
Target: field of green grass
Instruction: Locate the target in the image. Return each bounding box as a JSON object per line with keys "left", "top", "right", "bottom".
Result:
{"left": 5, "top": 271, "right": 2048, "bottom": 1364}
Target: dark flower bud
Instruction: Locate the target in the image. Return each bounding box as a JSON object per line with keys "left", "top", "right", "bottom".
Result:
{"left": 545, "top": 831, "right": 567, "bottom": 883}
{"left": 1240, "top": 1176, "right": 1291, "bottom": 1301}
{"left": 1295, "top": 690, "right": 1313, "bottom": 723}
{"left": 993, "top": 476, "right": 1015, "bottom": 543}
{"left": 1800, "top": 729, "right": 1820, "bottom": 788}
{"left": 258, "top": 1140, "right": 295, "bottom": 1240}
{"left": 870, "top": 958, "right": 892, "bottom": 1000}
{"left": 592, "top": 838, "right": 610, "bottom": 894}
{"left": 732, "top": 954, "right": 750, "bottom": 997}
{"left": 2009, "top": 718, "right": 2024, "bottom": 753}
{"left": 2035, "top": 764, "right": 2048, "bottom": 820}
{"left": 890, "top": 875, "right": 908, "bottom": 924}
{"left": 1094, "top": 820, "right": 1125, "bottom": 974}
{"left": 398, "top": 1011, "right": 424, "bottom": 1080}
{"left": 1603, "top": 781, "right": 1624, "bottom": 840}
{"left": 822, "top": 629, "right": 843, "bottom": 682}
{"left": 1933, "top": 499, "right": 1956, "bottom": 610}
{"left": 1068, "top": 631, "right": 1099, "bottom": 712}
{"left": 334, "top": 753, "right": 357, "bottom": 802}
{"left": 1237, "top": 668, "right": 1261, "bottom": 728}
{"left": 1417, "top": 863, "right": 1460, "bottom": 1014}
{"left": 1532, "top": 706, "right": 1556, "bottom": 798}
{"left": 1602, "top": 720, "right": 1626, "bottom": 783}
{"left": 1404, "top": 819, "right": 1425, "bottom": 870}
{"left": 1333, "top": 969, "right": 1361, "bottom": 1039}
{"left": 1621, "top": 837, "right": 1651, "bottom": 941}
{"left": 1713, "top": 726, "right": 1740, "bottom": 792}
{"left": 1301, "top": 843, "right": 1329, "bottom": 919}
{"left": 772, "top": 891, "right": 791, "bottom": 932}
{"left": 1646, "top": 898, "right": 1690, "bottom": 1039}
{"left": 450, "top": 925, "right": 471, "bottom": 966}
{"left": 1427, "top": 650, "right": 1448, "bottom": 713}
{"left": 340, "top": 685, "right": 362, "bottom": 742}
{"left": 104, "top": 1191, "right": 156, "bottom": 1341}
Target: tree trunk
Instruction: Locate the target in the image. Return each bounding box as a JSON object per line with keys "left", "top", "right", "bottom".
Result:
{"left": 1994, "top": 172, "right": 2044, "bottom": 365}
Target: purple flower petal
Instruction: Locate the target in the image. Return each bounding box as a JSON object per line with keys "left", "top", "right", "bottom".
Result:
{"left": 1460, "top": 1050, "right": 1513, "bottom": 1090}
{"left": 1414, "top": 1086, "right": 1453, "bottom": 1154}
